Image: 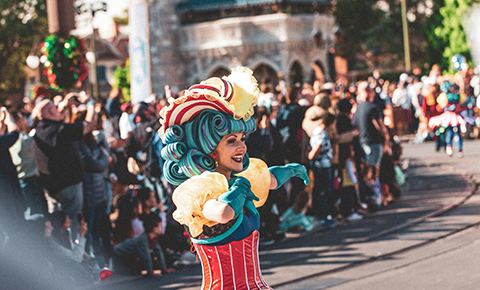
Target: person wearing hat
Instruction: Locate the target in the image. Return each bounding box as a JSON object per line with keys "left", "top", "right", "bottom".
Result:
{"left": 302, "top": 106, "right": 337, "bottom": 227}
{"left": 159, "top": 67, "right": 309, "bottom": 289}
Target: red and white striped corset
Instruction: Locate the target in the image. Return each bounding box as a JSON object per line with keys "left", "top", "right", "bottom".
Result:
{"left": 194, "top": 230, "right": 273, "bottom": 290}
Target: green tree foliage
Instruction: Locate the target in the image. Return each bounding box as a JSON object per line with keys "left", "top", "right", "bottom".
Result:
{"left": 423, "top": 0, "right": 447, "bottom": 70}
{"left": 333, "top": 0, "right": 434, "bottom": 70}
{"left": 112, "top": 8, "right": 128, "bottom": 25}
{"left": 113, "top": 59, "right": 130, "bottom": 102}
{"left": 0, "top": 0, "right": 48, "bottom": 101}
{"left": 435, "top": 0, "right": 479, "bottom": 73}
{"left": 333, "top": 0, "right": 383, "bottom": 61}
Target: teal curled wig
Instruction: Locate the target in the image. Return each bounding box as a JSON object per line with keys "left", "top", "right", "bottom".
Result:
{"left": 440, "top": 81, "right": 460, "bottom": 104}
{"left": 161, "top": 110, "right": 257, "bottom": 185}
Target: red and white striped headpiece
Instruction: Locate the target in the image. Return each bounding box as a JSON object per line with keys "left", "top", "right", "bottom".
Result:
{"left": 159, "top": 67, "right": 259, "bottom": 135}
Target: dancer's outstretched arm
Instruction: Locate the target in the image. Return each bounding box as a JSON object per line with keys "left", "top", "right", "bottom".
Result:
{"left": 269, "top": 163, "right": 309, "bottom": 190}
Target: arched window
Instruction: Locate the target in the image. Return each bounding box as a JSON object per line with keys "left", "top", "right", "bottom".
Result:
{"left": 253, "top": 64, "right": 278, "bottom": 92}
{"left": 289, "top": 61, "right": 303, "bottom": 85}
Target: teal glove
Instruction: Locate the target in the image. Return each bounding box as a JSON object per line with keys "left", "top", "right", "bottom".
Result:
{"left": 269, "top": 163, "right": 310, "bottom": 190}
{"left": 217, "top": 176, "right": 259, "bottom": 218}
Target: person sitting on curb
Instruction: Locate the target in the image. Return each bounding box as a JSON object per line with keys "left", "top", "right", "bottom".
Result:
{"left": 47, "top": 211, "right": 112, "bottom": 284}
{"left": 113, "top": 213, "right": 174, "bottom": 276}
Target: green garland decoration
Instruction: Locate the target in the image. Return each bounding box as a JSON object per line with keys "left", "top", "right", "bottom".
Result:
{"left": 41, "top": 35, "right": 88, "bottom": 90}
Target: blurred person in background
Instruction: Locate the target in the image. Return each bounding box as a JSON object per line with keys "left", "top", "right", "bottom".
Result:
{"left": 47, "top": 211, "right": 111, "bottom": 285}
{"left": 0, "top": 106, "right": 25, "bottom": 238}
{"left": 111, "top": 191, "right": 144, "bottom": 246}
{"left": 353, "top": 82, "right": 388, "bottom": 205}
{"left": 279, "top": 191, "right": 314, "bottom": 232}
{"left": 258, "top": 84, "right": 275, "bottom": 113}
{"left": 105, "top": 88, "right": 123, "bottom": 138}
{"left": 73, "top": 107, "right": 110, "bottom": 258}
{"left": 118, "top": 102, "right": 135, "bottom": 141}
{"left": 276, "top": 85, "right": 308, "bottom": 204}
{"left": 246, "top": 106, "right": 274, "bottom": 162}
{"left": 392, "top": 73, "right": 413, "bottom": 133}
{"left": 9, "top": 107, "right": 46, "bottom": 220}
{"left": 303, "top": 107, "right": 336, "bottom": 228}
{"left": 429, "top": 81, "right": 466, "bottom": 157}
{"left": 113, "top": 213, "right": 171, "bottom": 276}
{"left": 32, "top": 92, "right": 98, "bottom": 241}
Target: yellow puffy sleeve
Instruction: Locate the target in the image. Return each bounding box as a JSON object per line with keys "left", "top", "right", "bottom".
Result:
{"left": 235, "top": 158, "right": 271, "bottom": 208}
{"left": 171, "top": 158, "right": 271, "bottom": 237}
{"left": 172, "top": 171, "right": 228, "bottom": 237}
{"left": 437, "top": 92, "right": 448, "bottom": 109}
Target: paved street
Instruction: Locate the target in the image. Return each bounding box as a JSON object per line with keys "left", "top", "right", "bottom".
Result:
{"left": 94, "top": 138, "right": 480, "bottom": 290}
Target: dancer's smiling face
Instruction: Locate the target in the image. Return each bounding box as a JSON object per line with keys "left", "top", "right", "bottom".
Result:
{"left": 213, "top": 132, "right": 247, "bottom": 180}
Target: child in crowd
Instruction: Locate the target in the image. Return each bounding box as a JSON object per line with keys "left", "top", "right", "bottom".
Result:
{"left": 379, "top": 137, "right": 403, "bottom": 205}
{"left": 279, "top": 191, "right": 314, "bottom": 232}
{"left": 111, "top": 192, "right": 143, "bottom": 246}
{"left": 303, "top": 107, "right": 336, "bottom": 228}
{"left": 339, "top": 145, "right": 364, "bottom": 222}
{"left": 362, "top": 164, "right": 382, "bottom": 212}
{"left": 113, "top": 213, "right": 173, "bottom": 276}
{"left": 137, "top": 187, "right": 167, "bottom": 235}
{"left": 48, "top": 211, "right": 88, "bottom": 264}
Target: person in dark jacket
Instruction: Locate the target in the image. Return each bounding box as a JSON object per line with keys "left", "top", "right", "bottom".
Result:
{"left": 0, "top": 107, "right": 24, "bottom": 236}
{"left": 77, "top": 132, "right": 109, "bottom": 257}
{"left": 275, "top": 86, "right": 308, "bottom": 205}
{"left": 113, "top": 214, "right": 172, "bottom": 276}
{"left": 32, "top": 94, "right": 97, "bottom": 240}
{"left": 105, "top": 88, "right": 123, "bottom": 138}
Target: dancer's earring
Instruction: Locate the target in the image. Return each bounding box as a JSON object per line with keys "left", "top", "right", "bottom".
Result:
{"left": 211, "top": 153, "right": 218, "bottom": 166}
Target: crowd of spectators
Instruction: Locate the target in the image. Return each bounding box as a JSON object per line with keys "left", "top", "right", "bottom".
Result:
{"left": 1, "top": 63, "right": 478, "bottom": 285}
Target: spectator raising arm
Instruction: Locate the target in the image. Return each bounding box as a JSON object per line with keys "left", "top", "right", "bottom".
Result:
{"left": 0, "top": 107, "right": 19, "bottom": 136}
{"left": 78, "top": 92, "right": 98, "bottom": 135}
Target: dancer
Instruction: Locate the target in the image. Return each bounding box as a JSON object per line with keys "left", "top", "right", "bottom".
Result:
{"left": 159, "top": 67, "right": 309, "bottom": 289}
{"left": 428, "top": 81, "right": 466, "bottom": 157}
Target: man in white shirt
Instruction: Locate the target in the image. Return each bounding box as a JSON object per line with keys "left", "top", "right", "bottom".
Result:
{"left": 119, "top": 102, "right": 136, "bottom": 140}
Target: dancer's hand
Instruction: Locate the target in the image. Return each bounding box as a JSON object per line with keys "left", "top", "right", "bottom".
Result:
{"left": 217, "top": 176, "right": 259, "bottom": 218}
{"left": 269, "top": 163, "right": 310, "bottom": 190}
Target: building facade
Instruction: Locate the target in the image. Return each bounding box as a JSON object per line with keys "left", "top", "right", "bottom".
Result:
{"left": 130, "top": 0, "right": 335, "bottom": 101}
